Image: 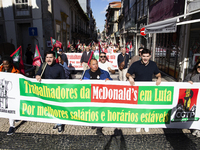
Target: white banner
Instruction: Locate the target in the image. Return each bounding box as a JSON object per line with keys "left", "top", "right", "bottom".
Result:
{"left": 65, "top": 53, "right": 120, "bottom": 70}
{"left": 0, "top": 72, "right": 200, "bottom": 129}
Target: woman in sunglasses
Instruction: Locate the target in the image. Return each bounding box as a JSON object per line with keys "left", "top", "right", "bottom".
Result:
{"left": 184, "top": 61, "right": 200, "bottom": 137}
{"left": 184, "top": 61, "right": 200, "bottom": 84}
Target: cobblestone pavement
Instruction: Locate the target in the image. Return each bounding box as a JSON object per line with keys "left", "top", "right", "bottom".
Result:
{"left": 0, "top": 118, "right": 200, "bottom": 149}
{"left": 1, "top": 71, "right": 199, "bottom": 149}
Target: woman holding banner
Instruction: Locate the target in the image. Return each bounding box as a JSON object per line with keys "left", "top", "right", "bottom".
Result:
{"left": 0, "top": 56, "right": 20, "bottom": 135}
{"left": 184, "top": 61, "right": 200, "bottom": 137}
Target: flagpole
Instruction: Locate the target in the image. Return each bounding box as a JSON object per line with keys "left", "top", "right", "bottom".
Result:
{"left": 81, "top": 70, "right": 86, "bottom": 80}
{"left": 40, "top": 56, "right": 43, "bottom": 64}
{"left": 40, "top": 62, "right": 47, "bottom": 77}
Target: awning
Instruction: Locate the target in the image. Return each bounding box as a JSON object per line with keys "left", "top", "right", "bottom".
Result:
{"left": 187, "top": 0, "right": 200, "bottom": 13}
{"left": 145, "top": 18, "right": 177, "bottom": 34}
{"left": 144, "top": 1, "right": 200, "bottom": 34}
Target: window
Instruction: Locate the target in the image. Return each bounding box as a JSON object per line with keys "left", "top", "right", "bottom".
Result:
{"left": 0, "top": 0, "right": 2, "bottom": 18}
{"left": 15, "top": 0, "right": 30, "bottom": 17}
{"left": 137, "top": 2, "right": 140, "bottom": 19}
{"left": 129, "top": 0, "right": 136, "bottom": 9}
{"left": 56, "top": 24, "right": 61, "bottom": 42}
{"left": 15, "top": 0, "right": 28, "bottom": 11}
{"left": 144, "top": 0, "right": 148, "bottom": 16}
{"left": 140, "top": 0, "right": 144, "bottom": 17}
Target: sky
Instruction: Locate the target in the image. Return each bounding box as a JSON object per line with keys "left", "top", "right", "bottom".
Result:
{"left": 91, "top": 0, "right": 113, "bottom": 32}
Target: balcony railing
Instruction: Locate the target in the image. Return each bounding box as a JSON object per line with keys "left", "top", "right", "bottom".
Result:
{"left": 71, "top": 24, "right": 90, "bottom": 37}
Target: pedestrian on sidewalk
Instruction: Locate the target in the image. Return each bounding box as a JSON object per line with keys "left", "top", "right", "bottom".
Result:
{"left": 184, "top": 61, "right": 200, "bottom": 137}
{"left": 35, "top": 51, "right": 65, "bottom": 133}
{"left": 117, "top": 47, "right": 129, "bottom": 81}
{"left": 126, "top": 48, "right": 161, "bottom": 133}
{"left": 0, "top": 55, "right": 20, "bottom": 135}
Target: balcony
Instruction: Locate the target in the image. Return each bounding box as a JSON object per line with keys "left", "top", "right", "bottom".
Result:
{"left": 14, "top": 3, "right": 31, "bottom": 18}
{"left": 71, "top": 24, "right": 90, "bottom": 38}
{"left": 108, "top": 17, "right": 118, "bottom": 25}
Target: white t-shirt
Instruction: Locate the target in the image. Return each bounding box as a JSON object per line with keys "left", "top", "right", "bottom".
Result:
{"left": 98, "top": 61, "right": 113, "bottom": 73}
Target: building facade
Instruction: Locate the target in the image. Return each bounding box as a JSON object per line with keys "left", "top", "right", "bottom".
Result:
{"left": 146, "top": 0, "right": 200, "bottom": 81}
{"left": 105, "top": 1, "right": 121, "bottom": 45}
{"left": 0, "top": 0, "right": 95, "bottom": 59}
{"left": 107, "top": 0, "right": 200, "bottom": 81}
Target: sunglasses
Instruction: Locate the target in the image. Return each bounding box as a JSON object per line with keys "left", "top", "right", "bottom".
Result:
{"left": 100, "top": 56, "right": 106, "bottom": 58}
{"left": 197, "top": 66, "right": 200, "bottom": 68}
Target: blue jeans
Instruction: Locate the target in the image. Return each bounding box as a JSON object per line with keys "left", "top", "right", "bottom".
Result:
{"left": 129, "top": 51, "right": 132, "bottom": 59}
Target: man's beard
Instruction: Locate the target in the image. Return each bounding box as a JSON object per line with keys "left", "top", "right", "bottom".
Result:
{"left": 142, "top": 59, "right": 149, "bottom": 65}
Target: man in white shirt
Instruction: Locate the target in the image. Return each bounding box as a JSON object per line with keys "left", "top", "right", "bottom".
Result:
{"left": 98, "top": 52, "right": 115, "bottom": 74}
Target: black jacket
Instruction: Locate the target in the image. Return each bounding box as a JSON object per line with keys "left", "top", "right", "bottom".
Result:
{"left": 80, "top": 51, "right": 92, "bottom": 63}
{"left": 36, "top": 62, "right": 65, "bottom": 79}
{"left": 117, "top": 53, "right": 129, "bottom": 69}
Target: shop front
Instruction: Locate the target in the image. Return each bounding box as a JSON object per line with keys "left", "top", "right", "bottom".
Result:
{"left": 155, "top": 27, "right": 181, "bottom": 80}
{"left": 188, "top": 13, "right": 200, "bottom": 71}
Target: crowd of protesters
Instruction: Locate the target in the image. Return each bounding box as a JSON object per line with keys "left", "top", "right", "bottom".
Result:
{"left": 0, "top": 41, "right": 200, "bottom": 137}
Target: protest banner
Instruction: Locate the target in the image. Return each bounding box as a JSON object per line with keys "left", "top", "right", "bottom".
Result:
{"left": 66, "top": 53, "right": 119, "bottom": 70}
{"left": 0, "top": 72, "right": 200, "bottom": 129}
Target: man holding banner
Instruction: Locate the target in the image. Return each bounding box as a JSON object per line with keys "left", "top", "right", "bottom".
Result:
{"left": 82, "top": 58, "right": 112, "bottom": 81}
{"left": 35, "top": 51, "right": 65, "bottom": 132}
{"left": 82, "top": 58, "right": 112, "bottom": 135}
{"left": 126, "top": 48, "right": 162, "bottom": 132}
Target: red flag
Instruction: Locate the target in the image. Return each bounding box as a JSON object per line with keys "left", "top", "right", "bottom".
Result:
{"left": 32, "top": 45, "right": 41, "bottom": 67}
{"left": 10, "top": 46, "right": 25, "bottom": 75}
{"left": 51, "top": 37, "right": 62, "bottom": 48}
{"left": 75, "top": 40, "right": 80, "bottom": 49}
{"left": 126, "top": 42, "right": 129, "bottom": 53}
{"left": 87, "top": 51, "right": 94, "bottom": 67}
{"left": 130, "top": 42, "right": 132, "bottom": 49}
{"left": 67, "top": 42, "right": 70, "bottom": 48}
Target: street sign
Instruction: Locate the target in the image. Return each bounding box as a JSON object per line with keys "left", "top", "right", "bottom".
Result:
{"left": 140, "top": 27, "right": 146, "bottom": 36}
{"left": 29, "top": 27, "right": 38, "bottom": 36}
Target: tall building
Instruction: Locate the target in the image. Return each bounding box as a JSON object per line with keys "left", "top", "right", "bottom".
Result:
{"left": 105, "top": 1, "right": 121, "bottom": 44}
{"left": 78, "top": 0, "right": 91, "bottom": 15}
{"left": 78, "top": 0, "right": 97, "bottom": 41}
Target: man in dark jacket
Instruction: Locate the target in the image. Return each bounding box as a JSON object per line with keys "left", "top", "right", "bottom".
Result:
{"left": 35, "top": 51, "right": 65, "bottom": 133}
{"left": 36, "top": 51, "right": 65, "bottom": 80}
{"left": 80, "top": 46, "right": 92, "bottom": 71}
{"left": 117, "top": 47, "right": 129, "bottom": 81}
